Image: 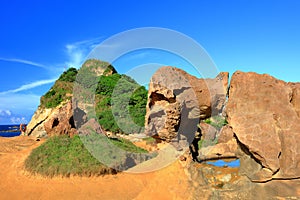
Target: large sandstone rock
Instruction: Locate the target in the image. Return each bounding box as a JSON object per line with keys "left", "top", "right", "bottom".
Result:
{"left": 145, "top": 66, "right": 228, "bottom": 143}
{"left": 226, "top": 71, "right": 300, "bottom": 181}
{"left": 27, "top": 100, "right": 85, "bottom": 137}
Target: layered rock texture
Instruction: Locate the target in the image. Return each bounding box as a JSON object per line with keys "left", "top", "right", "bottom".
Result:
{"left": 145, "top": 66, "right": 228, "bottom": 143}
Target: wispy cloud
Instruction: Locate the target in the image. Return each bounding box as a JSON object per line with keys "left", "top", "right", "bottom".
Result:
{"left": 65, "top": 36, "right": 104, "bottom": 69}
{"left": 0, "top": 57, "right": 50, "bottom": 70}
{"left": 0, "top": 79, "right": 56, "bottom": 95}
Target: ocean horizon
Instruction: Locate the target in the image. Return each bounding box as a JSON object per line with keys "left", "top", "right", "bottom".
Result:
{"left": 0, "top": 124, "right": 22, "bottom": 137}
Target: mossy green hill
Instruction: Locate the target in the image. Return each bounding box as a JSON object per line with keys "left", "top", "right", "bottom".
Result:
{"left": 40, "top": 59, "right": 148, "bottom": 134}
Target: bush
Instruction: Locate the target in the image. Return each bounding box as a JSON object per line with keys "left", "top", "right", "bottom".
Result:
{"left": 58, "top": 67, "right": 78, "bottom": 82}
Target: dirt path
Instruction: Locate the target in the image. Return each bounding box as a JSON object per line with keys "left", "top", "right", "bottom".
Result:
{"left": 0, "top": 136, "right": 190, "bottom": 200}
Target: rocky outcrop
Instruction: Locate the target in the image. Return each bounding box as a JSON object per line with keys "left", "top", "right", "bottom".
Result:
{"left": 26, "top": 59, "right": 118, "bottom": 138}
{"left": 43, "top": 100, "right": 78, "bottom": 137}
{"left": 145, "top": 66, "right": 228, "bottom": 142}
{"left": 26, "top": 107, "right": 54, "bottom": 138}
{"left": 226, "top": 71, "right": 300, "bottom": 181}
{"left": 27, "top": 100, "right": 83, "bottom": 137}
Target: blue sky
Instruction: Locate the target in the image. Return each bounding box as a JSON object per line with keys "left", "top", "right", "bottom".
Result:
{"left": 0, "top": 0, "right": 300, "bottom": 124}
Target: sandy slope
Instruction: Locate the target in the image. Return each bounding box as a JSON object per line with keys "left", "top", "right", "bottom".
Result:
{"left": 0, "top": 136, "right": 189, "bottom": 200}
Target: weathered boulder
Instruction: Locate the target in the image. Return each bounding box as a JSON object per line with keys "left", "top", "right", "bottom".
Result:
{"left": 198, "top": 122, "right": 218, "bottom": 141}
{"left": 226, "top": 71, "right": 300, "bottom": 181}
{"left": 27, "top": 100, "right": 85, "bottom": 137}
{"left": 145, "top": 66, "right": 228, "bottom": 143}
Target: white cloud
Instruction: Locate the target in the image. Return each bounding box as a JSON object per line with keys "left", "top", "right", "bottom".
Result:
{"left": 0, "top": 78, "right": 56, "bottom": 95}
{"left": 0, "top": 57, "right": 49, "bottom": 70}
{"left": 65, "top": 37, "right": 104, "bottom": 69}
{"left": 0, "top": 94, "right": 40, "bottom": 125}
{"left": 0, "top": 110, "right": 12, "bottom": 117}
{"left": 10, "top": 116, "right": 27, "bottom": 124}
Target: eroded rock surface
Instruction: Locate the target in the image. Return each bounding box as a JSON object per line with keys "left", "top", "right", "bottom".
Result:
{"left": 145, "top": 66, "right": 228, "bottom": 143}
{"left": 226, "top": 71, "right": 300, "bottom": 181}
{"left": 27, "top": 100, "right": 84, "bottom": 137}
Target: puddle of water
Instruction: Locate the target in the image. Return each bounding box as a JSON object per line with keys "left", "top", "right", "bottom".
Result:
{"left": 206, "top": 159, "right": 240, "bottom": 168}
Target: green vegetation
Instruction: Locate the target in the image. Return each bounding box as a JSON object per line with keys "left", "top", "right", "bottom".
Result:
{"left": 25, "top": 135, "right": 148, "bottom": 177}
{"left": 95, "top": 74, "right": 148, "bottom": 133}
{"left": 25, "top": 135, "right": 115, "bottom": 177}
{"left": 204, "top": 115, "right": 228, "bottom": 129}
{"left": 40, "top": 59, "right": 148, "bottom": 134}
{"left": 109, "top": 137, "right": 148, "bottom": 153}
{"left": 58, "top": 67, "right": 78, "bottom": 82}
{"left": 27, "top": 59, "right": 150, "bottom": 177}
{"left": 41, "top": 68, "right": 78, "bottom": 108}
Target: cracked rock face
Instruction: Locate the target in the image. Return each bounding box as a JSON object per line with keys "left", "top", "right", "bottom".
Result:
{"left": 226, "top": 71, "right": 300, "bottom": 181}
{"left": 27, "top": 100, "right": 84, "bottom": 137}
{"left": 145, "top": 66, "right": 228, "bottom": 142}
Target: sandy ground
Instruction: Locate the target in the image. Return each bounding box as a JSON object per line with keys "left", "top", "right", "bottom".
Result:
{"left": 0, "top": 136, "right": 190, "bottom": 200}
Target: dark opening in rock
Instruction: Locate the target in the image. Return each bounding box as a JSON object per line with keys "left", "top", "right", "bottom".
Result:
{"left": 69, "top": 116, "right": 76, "bottom": 129}
{"left": 52, "top": 118, "right": 59, "bottom": 128}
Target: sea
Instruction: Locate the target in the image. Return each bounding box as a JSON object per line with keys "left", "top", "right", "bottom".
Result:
{"left": 0, "top": 125, "right": 21, "bottom": 137}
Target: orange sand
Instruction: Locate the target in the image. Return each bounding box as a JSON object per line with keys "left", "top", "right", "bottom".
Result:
{"left": 0, "top": 136, "right": 190, "bottom": 200}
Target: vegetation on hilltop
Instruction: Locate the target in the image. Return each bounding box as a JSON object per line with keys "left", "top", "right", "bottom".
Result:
{"left": 40, "top": 60, "right": 148, "bottom": 134}
{"left": 40, "top": 67, "right": 78, "bottom": 108}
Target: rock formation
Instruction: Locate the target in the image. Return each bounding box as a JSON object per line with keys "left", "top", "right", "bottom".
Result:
{"left": 26, "top": 100, "right": 82, "bottom": 137}
{"left": 26, "top": 59, "right": 116, "bottom": 138}
{"left": 226, "top": 71, "right": 300, "bottom": 181}
{"left": 145, "top": 66, "right": 229, "bottom": 143}
{"left": 145, "top": 67, "right": 300, "bottom": 198}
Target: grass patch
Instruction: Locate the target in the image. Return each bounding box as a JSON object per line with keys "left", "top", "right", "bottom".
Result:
{"left": 25, "top": 135, "right": 116, "bottom": 177}
{"left": 109, "top": 137, "right": 148, "bottom": 153}
{"left": 25, "top": 134, "right": 148, "bottom": 177}
{"left": 204, "top": 115, "right": 228, "bottom": 129}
